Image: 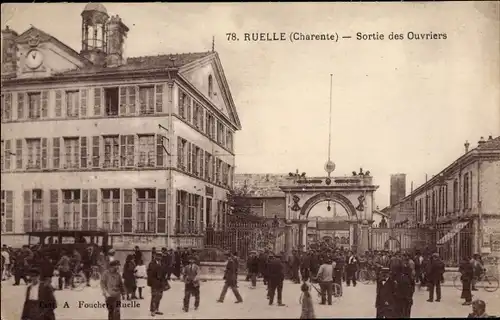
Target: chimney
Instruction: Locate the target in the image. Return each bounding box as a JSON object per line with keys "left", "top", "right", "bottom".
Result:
{"left": 478, "top": 136, "right": 486, "bottom": 146}
{"left": 106, "top": 15, "right": 129, "bottom": 67}
{"left": 1, "top": 26, "right": 19, "bottom": 76}
{"left": 464, "top": 140, "right": 470, "bottom": 153}
{"left": 390, "top": 173, "right": 406, "bottom": 206}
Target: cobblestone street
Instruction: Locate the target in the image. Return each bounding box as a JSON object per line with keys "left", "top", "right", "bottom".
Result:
{"left": 2, "top": 278, "right": 499, "bottom": 319}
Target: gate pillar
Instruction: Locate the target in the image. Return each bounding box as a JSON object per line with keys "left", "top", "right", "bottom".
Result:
{"left": 359, "top": 222, "right": 370, "bottom": 254}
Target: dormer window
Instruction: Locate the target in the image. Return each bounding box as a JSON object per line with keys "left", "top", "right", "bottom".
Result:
{"left": 208, "top": 75, "right": 213, "bottom": 98}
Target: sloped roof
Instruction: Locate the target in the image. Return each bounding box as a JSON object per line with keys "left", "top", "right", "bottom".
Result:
{"left": 59, "top": 51, "right": 214, "bottom": 76}
{"left": 234, "top": 174, "right": 291, "bottom": 197}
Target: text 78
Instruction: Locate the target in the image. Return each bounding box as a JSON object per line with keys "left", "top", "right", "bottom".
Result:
{"left": 226, "top": 33, "right": 239, "bottom": 41}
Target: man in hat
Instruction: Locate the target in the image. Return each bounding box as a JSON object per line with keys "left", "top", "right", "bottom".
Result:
{"left": 182, "top": 255, "right": 200, "bottom": 312}
{"left": 426, "top": 252, "right": 445, "bottom": 302}
{"left": 101, "top": 260, "right": 125, "bottom": 320}
{"left": 21, "top": 268, "right": 57, "bottom": 320}
{"left": 267, "top": 253, "right": 285, "bottom": 306}
{"left": 247, "top": 251, "right": 259, "bottom": 289}
{"left": 375, "top": 267, "right": 398, "bottom": 318}
{"left": 467, "top": 300, "right": 494, "bottom": 318}
{"left": 165, "top": 249, "right": 176, "bottom": 281}
{"left": 217, "top": 252, "right": 243, "bottom": 303}
{"left": 147, "top": 252, "right": 167, "bottom": 316}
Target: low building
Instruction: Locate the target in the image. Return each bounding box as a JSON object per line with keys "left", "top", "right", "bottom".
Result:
{"left": 0, "top": 3, "right": 241, "bottom": 250}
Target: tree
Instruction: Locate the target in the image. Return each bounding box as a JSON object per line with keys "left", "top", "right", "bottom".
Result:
{"left": 227, "top": 185, "right": 254, "bottom": 215}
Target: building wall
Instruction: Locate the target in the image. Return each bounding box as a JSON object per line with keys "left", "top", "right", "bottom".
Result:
{"left": 480, "top": 160, "right": 500, "bottom": 215}
{"left": 263, "top": 198, "right": 286, "bottom": 219}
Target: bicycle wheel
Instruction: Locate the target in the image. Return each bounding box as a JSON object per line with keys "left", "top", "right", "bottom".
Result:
{"left": 479, "top": 275, "right": 499, "bottom": 293}
{"left": 359, "top": 270, "right": 370, "bottom": 285}
{"left": 453, "top": 275, "right": 463, "bottom": 291}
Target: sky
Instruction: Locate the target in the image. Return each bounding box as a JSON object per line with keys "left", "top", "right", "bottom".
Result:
{"left": 2, "top": 2, "right": 499, "bottom": 209}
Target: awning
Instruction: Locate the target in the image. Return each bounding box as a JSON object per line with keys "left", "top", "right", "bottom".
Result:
{"left": 436, "top": 221, "right": 470, "bottom": 245}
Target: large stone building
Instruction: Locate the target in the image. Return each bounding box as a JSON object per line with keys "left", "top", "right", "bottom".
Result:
{"left": 382, "top": 136, "right": 500, "bottom": 265}
{"left": 0, "top": 3, "right": 241, "bottom": 250}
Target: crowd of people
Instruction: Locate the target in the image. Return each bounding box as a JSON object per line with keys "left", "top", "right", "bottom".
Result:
{"left": 0, "top": 243, "right": 496, "bottom": 320}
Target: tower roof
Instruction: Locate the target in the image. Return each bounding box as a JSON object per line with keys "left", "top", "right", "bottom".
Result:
{"left": 82, "top": 3, "right": 108, "bottom": 15}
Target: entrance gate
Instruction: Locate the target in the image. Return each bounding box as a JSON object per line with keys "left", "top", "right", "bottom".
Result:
{"left": 279, "top": 170, "right": 378, "bottom": 255}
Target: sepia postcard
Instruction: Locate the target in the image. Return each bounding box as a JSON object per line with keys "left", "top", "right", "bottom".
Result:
{"left": 1, "top": 2, "right": 499, "bottom": 319}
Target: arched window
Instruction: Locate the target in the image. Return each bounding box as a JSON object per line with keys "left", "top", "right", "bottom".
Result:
{"left": 208, "top": 75, "right": 213, "bottom": 98}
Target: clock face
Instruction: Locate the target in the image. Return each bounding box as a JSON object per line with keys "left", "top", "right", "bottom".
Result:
{"left": 25, "top": 50, "right": 44, "bottom": 70}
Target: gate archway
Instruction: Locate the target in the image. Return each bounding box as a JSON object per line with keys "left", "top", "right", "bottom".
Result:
{"left": 279, "top": 173, "right": 379, "bottom": 255}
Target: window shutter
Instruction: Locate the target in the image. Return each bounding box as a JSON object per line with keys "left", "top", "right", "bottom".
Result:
{"left": 92, "top": 136, "right": 100, "bottom": 168}
{"left": 49, "top": 190, "right": 59, "bottom": 230}
{"left": 155, "top": 84, "right": 164, "bottom": 113}
{"left": 157, "top": 189, "right": 167, "bottom": 234}
{"left": 41, "top": 91, "right": 49, "bottom": 118}
{"left": 53, "top": 90, "right": 62, "bottom": 118}
{"left": 15, "top": 139, "right": 23, "bottom": 169}
{"left": 156, "top": 134, "right": 164, "bottom": 167}
{"left": 128, "top": 87, "right": 136, "bottom": 115}
{"left": 80, "top": 89, "right": 88, "bottom": 118}
{"left": 17, "top": 92, "right": 24, "bottom": 120}
{"left": 122, "top": 189, "right": 133, "bottom": 233}
{"left": 80, "top": 137, "right": 88, "bottom": 169}
{"left": 23, "top": 190, "right": 32, "bottom": 232}
{"left": 4, "top": 140, "right": 11, "bottom": 170}
{"left": 119, "top": 87, "right": 127, "bottom": 115}
{"left": 41, "top": 138, "right": 48, "bottom": 169}
{"left": 94, "top": 87, "right": 102, "bottom": 116}
{"left": 200, "top": 150, "right": 205, "bottom": 179}
{"left": 187, "top": 143, "right": 192, "bottom": 173}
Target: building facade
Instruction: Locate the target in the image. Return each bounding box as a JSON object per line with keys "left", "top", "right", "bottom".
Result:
{"left": 382, "top": 136, "right": 500, "bottom": 265}
{"left": 0, "top": 3, "right": 241, "bottom": 250}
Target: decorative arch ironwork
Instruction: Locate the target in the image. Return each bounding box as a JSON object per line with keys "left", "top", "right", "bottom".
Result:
{"left": 300, "top": 192, "right": 357, "bottom": 218}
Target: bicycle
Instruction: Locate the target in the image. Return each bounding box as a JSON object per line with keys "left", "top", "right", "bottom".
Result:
{"left": 359, "top": 268, "right": 377, "bottom": 285}
{"left": 453, "top": 273, "right": 499, "bottom": 293}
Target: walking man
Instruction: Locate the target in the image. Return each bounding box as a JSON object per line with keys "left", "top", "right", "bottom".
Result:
{"left": 100, "top": 260, "right": 125, "bottom": 320}
{"left": 21, "top": 268, "right": 57, "bottom": 320}
{"left": 345, "top": 251, "right": 358, "bottom": 287}
{"left": 182, "top": 256, "right": 200, "bottom": 312}
{"left": 147, "top": 252, "right": 166, "bottom": 316}
{"left": 426, "top": 253, "right": 445, "bottom": 302}
{"left": 217, "top": 252, "right": 243, "bottom": 304}
{"left": 247, "top": 251, "right": 259, "bottom": 289}
{"left": 268, "top": 254, "right": 285, "bottom": 306}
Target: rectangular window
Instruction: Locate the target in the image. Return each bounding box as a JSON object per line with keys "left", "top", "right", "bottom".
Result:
{"left": 94, "top": 87, "right": 102, "bottom": 116}
{"left": 49, "top": 190, "right": 58, "bottom": 230}
{"left": 206, "top": 198, "right": 212, "bottom": 228}
{"left": 187, "top": 143, "right": 193, "bottom": 173}
{"left": 1, "top": 190, "right": 14, "bottom": 233}
{"left": 1, "top": 93, "right": 12, "bottom": 121}
{"left": 215, "top": 158, "right": 222, "bottom": 184}
{"left": 179, "top": 91, "right": 186, "bottom": 119}
{"left": 444, "top": 185, "right": 448, "bottom": 214}
{"left": 103, "top": 136, "right": 120, "bottom": 168}
{"left": 92, "top": 136, "right": 100, "bottom": 168}
{"left": 227, "top": 131, "right": 233, "bottom": 151}
{"left": 28, "top": 92, "right": 41, "bottom": 119}
{"left": 139, "top": 86, "right": 155, "bottom": 115}
{"left": 206, "top": 114, "right": 215, "bottom": 139}
{"left": 2, "top": 140, "right": 12, "bottom": 170}
{"left": 102, "top": 189, "right": 121, "bottom": 232}
{"left": 136, "top": 189, "right": 156, "bottom": 233}
{"left": 23, "top": 190, "right": 32, "bottom": 232}
{"left": 62, "top": 189, "right": 81, "bottom": 229}
{"left": 17, "top": 92, "right": 25, "bottom": 120}
{"left": 32, "top": 189, "right": 43, "bottom": 231}
{"left": 122, "top": 189, "right": 133, "bottom": 233}
{"left": 104, "top": 87, "right": 119, "bottom": 116}
{"left": 52, "top": 138, "right": 60, "bottom": 169}
{"left": 80, "top": 89, "right": 88, "bottom": 117}
{"left": 463, "top": 173, "right": 470, "bottom": 209}
{"left": 63, "top": 137, "right": 80, "bottom": 169}
{"left": 55, "top": 90, "right": 62, "bottom": 118}
{"left": 199, "top": 196, "right": 204, "bottom": 232}
{"left": 80, "top": 137, "right": 87, "bottom": 169}
{"left": 188, "top": 194, "right": 197, "bottom": 234}
{"left": 65, "top": 90, "right": 79, "bottom": 118}
{"left": 453, "top": 180, "right": 458, "bottom": 211}
{"left": 157, "top": 189, "right": 167, "bottom": 234}
{"left": 128, "top": 87, "right": 136, "bottom": 114}
{"left": 120, "top": 135, "right": 135, "bottom": 167}
{"left": 217, "top": 122, "right": 224, "bottom": 144}
{"left": 192, "top": 145, "right": 200, "bottom": 176}
{"left": 81, "top": 189, "right": 98, "bottom": 231}
{"left": 200, "top": 150, "right": 205, "bottom": 179}
{"left": 205, "top": 152, "right": 212, "bottom": 181}
{"left": 177, "top": 137, "right": 187, "bottom": 170}
{"left": 138, "top": 135, "right": 155, "bottom": 167}
{"left": 155, "top": 84, "right": 163, "bottom": 113}
{"left": 26, "top": 138, "right": 41, "bottom": 169}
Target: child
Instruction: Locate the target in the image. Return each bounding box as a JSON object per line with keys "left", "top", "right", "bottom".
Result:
{"left": 300, "top": 282, "right": 315, "bottom": 319}
{"left": 134, "top": 259, "right": 147, "bottom": 299}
